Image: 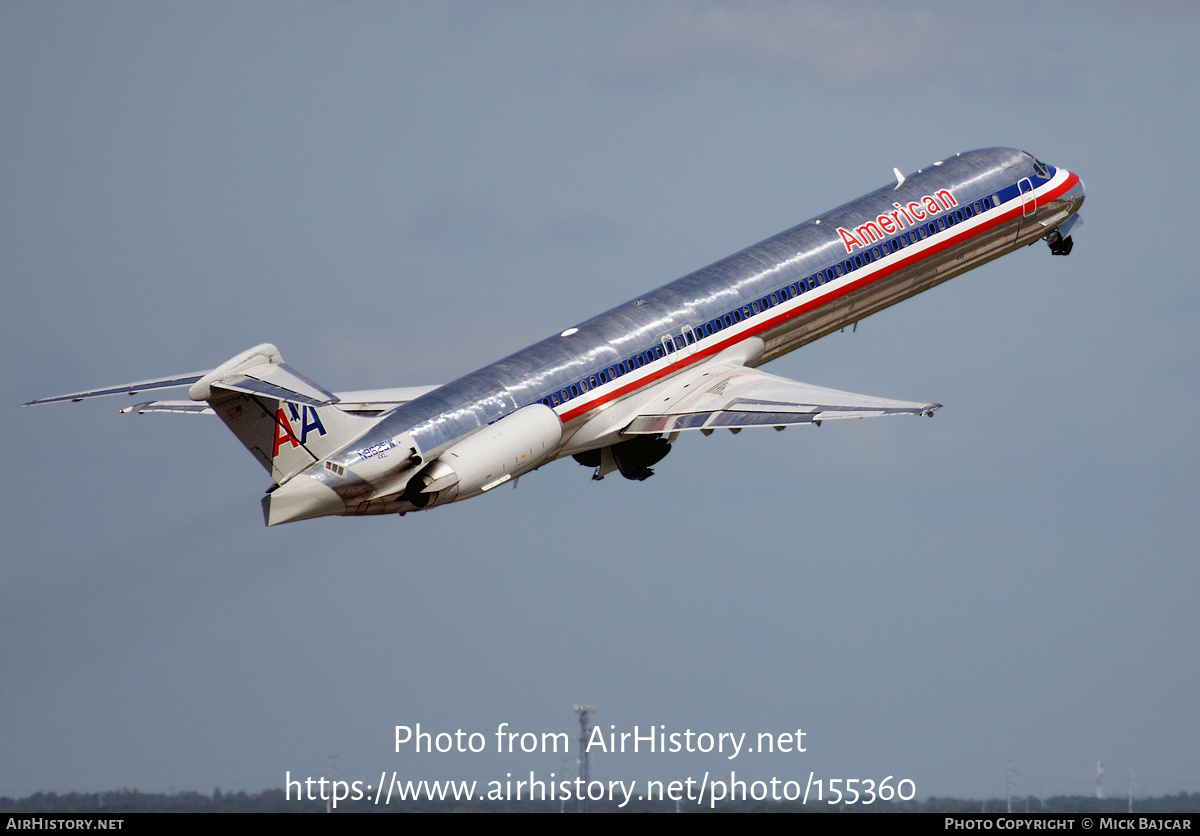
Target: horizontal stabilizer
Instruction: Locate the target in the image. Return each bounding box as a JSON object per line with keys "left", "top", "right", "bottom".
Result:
{"left": 22, "top": 373, "right": 207, "bottom": 406}
{"left": 114, "top": 387, "right": 441, "bottom": 416}
{"left": 213, "top": 363, "right": 336, "bottom": 407}
{"left": 121, "top": 400, "right": 214, "bottom": 415}
{"left": 25, "top": 342, "right": 440, "bottom": 415}
{"left": 189, "top": 344, "right": 336, "bottom": 406}
{"left": 624, "top": 364, "right": 939, "bottom": 434}
{"left": 331, "top": 386, "right": 441, "bottom": 414}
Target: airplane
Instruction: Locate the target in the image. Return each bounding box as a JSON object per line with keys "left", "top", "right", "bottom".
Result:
{"left": 24, "top": 148, "right": 1084, "bottom": 526}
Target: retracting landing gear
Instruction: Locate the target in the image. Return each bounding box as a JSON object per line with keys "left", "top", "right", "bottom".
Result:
{"left": 573, "top": 435, "right": 673, "bottom": 482}
{"left": 1044, "top": 212, "right": 1081, "bottom": 256}
{"left": 1046, "top": 230, "right": 1074, "bottom": 256}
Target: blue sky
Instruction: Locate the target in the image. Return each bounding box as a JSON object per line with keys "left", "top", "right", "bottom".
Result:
{"left": 2, "top": 1, "right": 1197, "bottom": 804}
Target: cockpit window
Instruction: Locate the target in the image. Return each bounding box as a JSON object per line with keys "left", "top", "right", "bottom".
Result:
{"left": 1033, "top": 158, "right": 1050, "bottom": 178}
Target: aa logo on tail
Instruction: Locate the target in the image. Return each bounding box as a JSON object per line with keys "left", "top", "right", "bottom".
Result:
{"left": 273, "top": 404, "right": 327, "bottom": 457}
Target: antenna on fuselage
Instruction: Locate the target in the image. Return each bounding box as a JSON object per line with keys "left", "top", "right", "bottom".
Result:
{"left": 893, "top": 167, "right": 906, "bottom": 190}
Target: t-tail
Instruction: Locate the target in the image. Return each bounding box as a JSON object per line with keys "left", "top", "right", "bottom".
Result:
{"left": 187, "top": 345, "right": 360, "bottom": 477}
{"left": 186, "top": 344, "right": 377, "bottom": 525}
{"left": 22, "top": 343, "right": 391, "bottom": 526}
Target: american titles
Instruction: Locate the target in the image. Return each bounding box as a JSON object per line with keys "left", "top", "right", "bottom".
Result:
{"left": 836, "top": 187, "right": 958, "bottom": 254}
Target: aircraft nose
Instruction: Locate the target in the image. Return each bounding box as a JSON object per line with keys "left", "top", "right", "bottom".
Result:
{"left": 1066, "top": 171, "right": 1086, "bottom": 209}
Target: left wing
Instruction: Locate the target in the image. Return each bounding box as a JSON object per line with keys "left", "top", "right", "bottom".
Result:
{"left": 623, "top": 363, "right": 940, "bottom": 435}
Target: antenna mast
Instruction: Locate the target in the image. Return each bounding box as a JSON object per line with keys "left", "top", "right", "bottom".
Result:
{"left": 573, "top": 704, "right": 596, "bottom": 813}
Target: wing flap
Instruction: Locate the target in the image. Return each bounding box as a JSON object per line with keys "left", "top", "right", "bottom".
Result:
{"left": 623, "top": 364, "right": 939, "bottom": 434}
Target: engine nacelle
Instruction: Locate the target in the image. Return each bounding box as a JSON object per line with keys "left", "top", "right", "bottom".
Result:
{"left": 402, "top": 403, "right": 562, "bottom": 508}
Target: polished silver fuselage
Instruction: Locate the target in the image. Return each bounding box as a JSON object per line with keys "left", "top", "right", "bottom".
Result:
{"left": 324, "top": 147, "right": 1083, "bottom": 512}
{"left": 23, "top": 148, "right": 1084, "bottom": 524}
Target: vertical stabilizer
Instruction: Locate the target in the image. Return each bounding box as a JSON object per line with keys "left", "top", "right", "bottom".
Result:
{"left": 189, "top": 344, "right": 373, "bottom": 482}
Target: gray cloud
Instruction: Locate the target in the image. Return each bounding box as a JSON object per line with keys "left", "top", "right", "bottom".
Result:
{"left": 406, "top": 194, "right": 631, "bottom": 251}
{"left": 608, "top": 0, "right": 969, "bottom": 88}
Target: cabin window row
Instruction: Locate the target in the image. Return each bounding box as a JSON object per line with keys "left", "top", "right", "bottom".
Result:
{"left": 538, "top": 195, "right": 997, "bottom": 410}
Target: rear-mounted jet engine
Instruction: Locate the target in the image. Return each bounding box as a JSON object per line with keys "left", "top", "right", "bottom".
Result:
{"left": 401, "top": 403, "right": 562, "bottom": 508}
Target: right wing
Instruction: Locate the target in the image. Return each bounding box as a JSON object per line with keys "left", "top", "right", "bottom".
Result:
{"left": 623, "top": 362, "right": 940, "bottom": 435}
